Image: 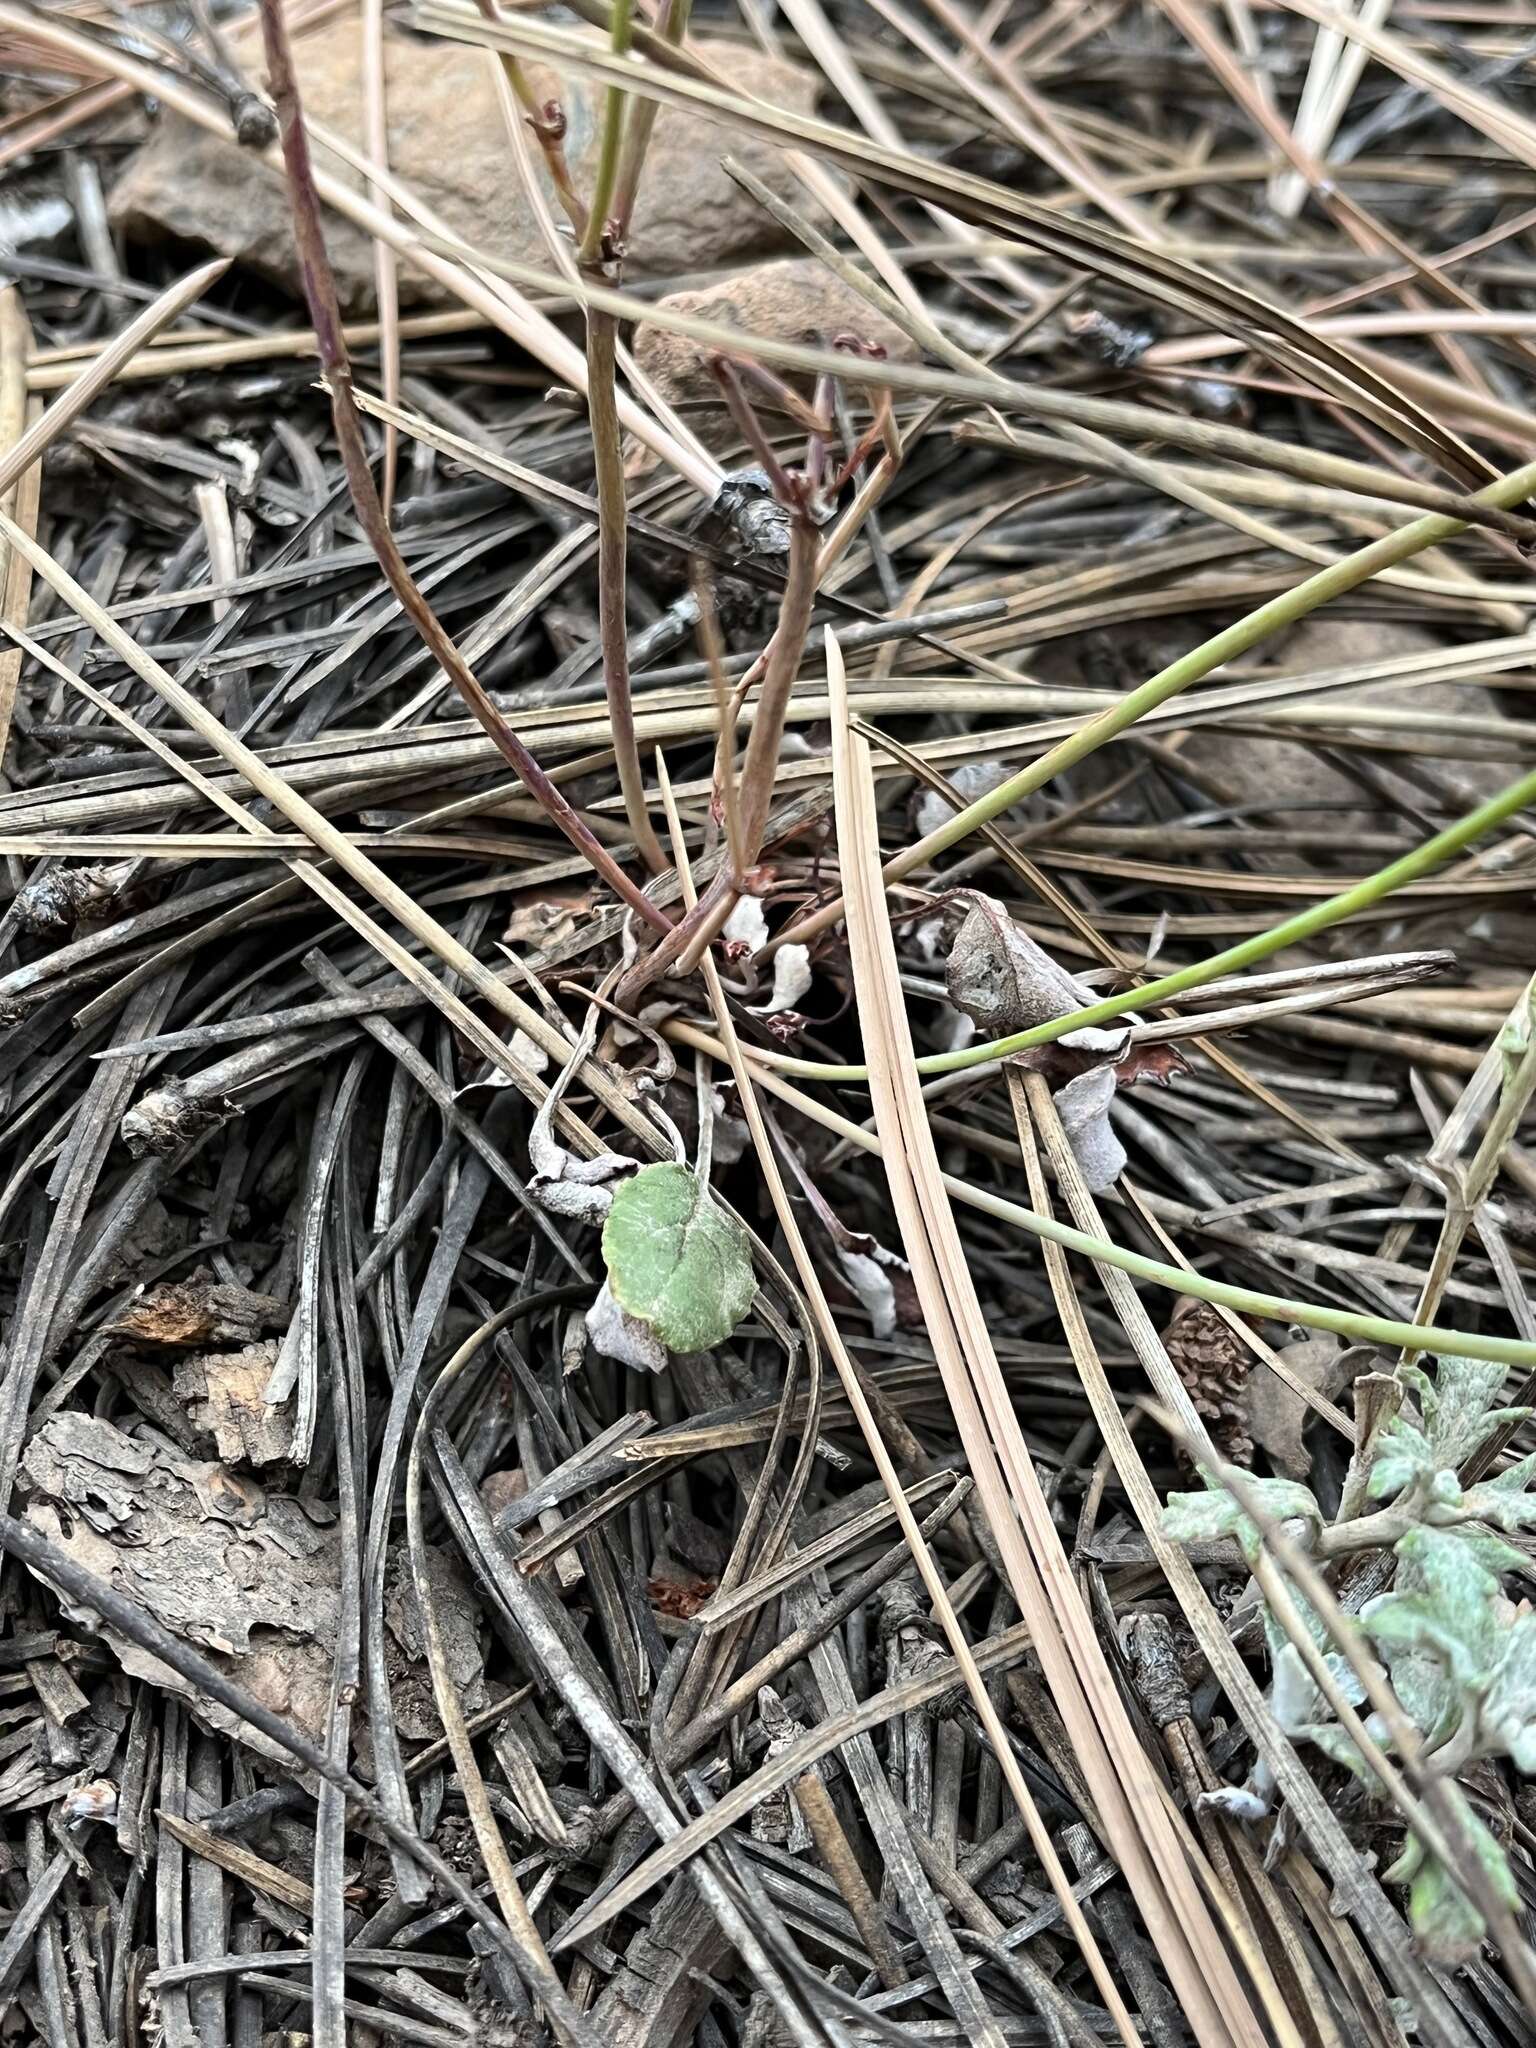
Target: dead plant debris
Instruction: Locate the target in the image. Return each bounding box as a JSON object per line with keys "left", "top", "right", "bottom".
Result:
{"left": 0, "top": 0, "right": 1533, "bottom": 2044}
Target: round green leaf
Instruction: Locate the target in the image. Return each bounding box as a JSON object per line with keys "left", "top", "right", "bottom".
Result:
{"left": 601, "top": 1163, "right": 756, "bottom": 1355}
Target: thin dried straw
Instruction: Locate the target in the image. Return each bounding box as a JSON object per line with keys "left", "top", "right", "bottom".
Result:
{"left": 650, "top": 752, "right": 1140, "bottom": 2048}
{"left": 822, "top": 628, "right": 1266, "bottom": 2048}
{"left": 0, "top": 515, "right": 665, "bottom": 1165}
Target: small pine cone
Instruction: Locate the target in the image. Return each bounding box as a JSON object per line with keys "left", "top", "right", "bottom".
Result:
{"left": 1164, "top": 1298, "right": 1253, "bottom": 1465}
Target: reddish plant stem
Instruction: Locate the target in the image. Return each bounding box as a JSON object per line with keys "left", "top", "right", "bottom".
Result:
{"left": 575, "top": 0, "right": 673, "bottom": 876}
{"left": 616, "top": 509, "right": 821, "bottom": 1001}
{"left": 733, "top": 513, "right": 821, "bottom": 866}
{"left": 258, "top": 0, "right": 670, "bottom": 933}
{"left": 473, "top": 0, "right": 587, "bottom": 238}
{"left": 617, "top": 357, "right": 829, "bottom": 998}
{"left": 692, "top": 559, "right": 746, "bottom": 882}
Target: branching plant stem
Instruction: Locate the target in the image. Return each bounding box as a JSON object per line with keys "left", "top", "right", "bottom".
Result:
{"left": 475, "top": 0, "right": 588, "bottom": 238}
{"left": 578, "top": 0, "right": 634, "bottom": 269}
{"left": 616, "top": 362, "right": 826, "bottom": 998}
{"left": 736, "top": 515, "right": 824, "bottom": 867}
{"left": 257, "top": 0, "right": 670, "bottom": 931}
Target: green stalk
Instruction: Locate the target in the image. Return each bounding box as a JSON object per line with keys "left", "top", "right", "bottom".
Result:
{"left": 763, "top": 753, "right": 1536, "bottom": 1082}
{"left": 777, "top": 450, "right": 1536, "bottom": 951}
{"left": 726, "top": 1048, "right": 1536, "bottom": 1370}
{"left": 579, "top": 0, "right": 635, "bottom": 265}
{"left": 610, "top": 0, "right": 692, "bottom": 243}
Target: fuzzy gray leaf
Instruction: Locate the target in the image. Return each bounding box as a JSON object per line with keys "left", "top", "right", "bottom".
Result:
{"left": 1365, "top": 1527, "right": 1509, "bottom": 1695}
{"left": 1366, "top": 1414, "right": 1437, "bottom": 1502}
{"left": 1163, "top": 1473, "right": 1321, "bottom": 1561}
{"left": 1480, "top": 1614, "right": 1536, "bottom": 1770}
{"left": 1293, "top": 1719, "right": 1372, "bottom": 1784}
{"left": 1457, "top": 1453, "right": 1536, "bottom": 1532}
{"left": 1403, "top": 1356, "right": 1528, "bottom": 1468}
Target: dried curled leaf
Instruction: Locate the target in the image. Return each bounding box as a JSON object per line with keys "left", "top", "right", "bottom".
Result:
{"left": 1052, "top": 1064, "right": 1125, "bottom": 1192}
{"left": 722, "top": 894, "right": 770, "bottom": 958}
{"left": 601, "top": 1163, "right": 756, "bottom": 1356}
{"left": 944, "top": 894, "right": 1137, "bottom": 1187}
{"left": 586, "top": 1279, "right": 668, "bottom": 1374}
{"left": 751, "top": 943, "right": 813, "bottom": 1019}
{"left": 1241, "top": 1334, "right": 1363, "bottom": 1480}
{"left": 945, "top": 893, "right": 1125, "bottom": 1051}
{"left": 773, "top": 1132, "right": 915, "bottom": 1338}
{"left": 527, "top": 1000, "right": 637, "bottom": 1221}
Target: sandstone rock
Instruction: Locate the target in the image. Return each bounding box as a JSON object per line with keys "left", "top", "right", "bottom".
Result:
{"left": 1180, "top": 618, "right": 1513, "bottom": 816}
{"left": 109, "top": 23, "right": 824, "bottom": 312}
{"left": 634, "top": 256, "right": 919, "bottom": 444}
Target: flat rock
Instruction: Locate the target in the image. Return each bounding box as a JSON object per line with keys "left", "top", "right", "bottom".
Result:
{"left": 635, "top": 257, "right": 919, "bottom": 444}
{"left": 109, "top": 22, "right": 824, "bottom": 312}
{"left": 1180, "top": 618, "right": 1513, "bottom": 815}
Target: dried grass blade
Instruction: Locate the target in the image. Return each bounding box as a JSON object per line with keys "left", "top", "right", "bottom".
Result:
{"left": 351, "top": 301, "right": 1532, "bottom": 539}
{"left": 405, "top": 1303, "right": 594, "bottom": 2047}
{"left": 1274, "top": 0, "right": 1536, "bottom": 171}
{"left": 649, "top": 755, "right": 1117, "bottom": 2048}
{"left": 0, "top": 1512, "right": 595, "bottom": 2020}
{"left": 824, "top": 629, "right": 1264, "bottom": 2048}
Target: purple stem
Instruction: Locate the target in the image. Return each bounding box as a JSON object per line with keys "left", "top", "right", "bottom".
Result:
{"left": 258, "top": 0, "right": 670, "bottom": 934}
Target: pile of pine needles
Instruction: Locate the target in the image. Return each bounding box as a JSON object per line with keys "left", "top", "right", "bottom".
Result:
{"left": 0, "top": 0, "right": 1534, "bottom": 2044}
